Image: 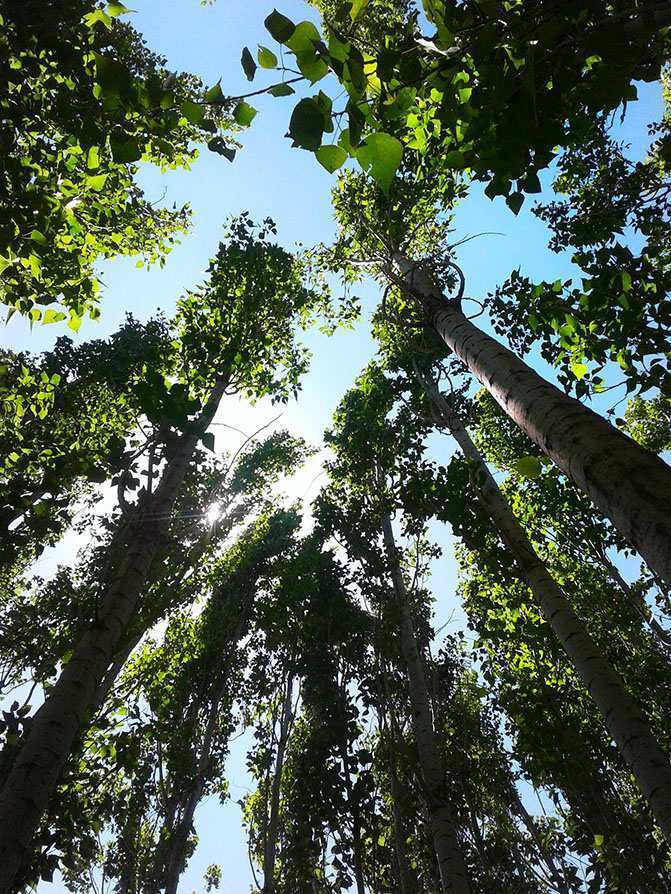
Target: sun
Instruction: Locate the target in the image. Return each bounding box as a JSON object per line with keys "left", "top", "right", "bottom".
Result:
{"left": 205, "top": 502, "right": 222, "bottom": 527}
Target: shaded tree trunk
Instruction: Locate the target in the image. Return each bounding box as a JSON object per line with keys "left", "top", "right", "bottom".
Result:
{"left": 263, "top": 673, "right": 295, "bottom": 894}
{"left": 380, "top": 510, "right": 471, "bottom": 894}
{"left": 393, "top": 252, "right": 671, "bottom": 587}
{"left": 91, "top": 632, "right": 143, "bottom": 718}
{"left": 378, "top": 669, "right": 418, "bottom": 894}
{"left": 0, "top": 380, "right": 227, "bottom": 893}
{"left": 337, "top": 678, "right": 366, "bottom": 894}
{"left": 387, "top": 740, "right": 417, "bottom": 894}
{"left": 162, "top": 603, "right": 253, "bottom": 894}
{"left": 591, "top": 542, "right": 671, "bottom": 654}
{"left": 508, "top": 787, "right": 570, "bottom": 894}
{"left": 420, "top": 376, "right": 671, "bottom": 840}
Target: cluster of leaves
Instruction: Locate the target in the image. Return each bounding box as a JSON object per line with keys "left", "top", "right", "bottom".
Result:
{"left": 236, "top": 1, "right": 669, "bottom": 205}
{"left": 488, "top": 93, "right": 671, "bottom": 400}
{"left": 0, "top": 0, "right": 232, "bottom": 324}
{"left": 0, "top": 315, "right": 174, "bottom": 568}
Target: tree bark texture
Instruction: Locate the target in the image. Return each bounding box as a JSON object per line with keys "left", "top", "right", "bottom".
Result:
{"left": 0, "top": 380, "right": 227, "bottom": 893}
{"left": 421, "top": 378, "right": 671, "bottom": 841}
{"left": 393, "top": 252, "right": 671, "bottom": 587}
{"left": 262, "top": 673, "right": 295, "bottom": 894}
{"left": 380, "top": 510, "right": 471, "bottom": 894}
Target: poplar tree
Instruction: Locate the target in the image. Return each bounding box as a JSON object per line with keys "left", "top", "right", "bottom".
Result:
{"left": 0, "top": 216, "right": 333, "bottom": 891}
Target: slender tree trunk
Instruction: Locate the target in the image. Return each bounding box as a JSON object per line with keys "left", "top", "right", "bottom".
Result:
{"left": 262, "top": 673, "right": 295, "bottom": 894}
{"left": 337, "top": 681, "right": 367, "bottom": 894}
{"left": 508, "top": 787, "right": 570, "bottom": 894}
{"left": 378, "top": 668, "right": 418, "bottom": 894}
{"left": 0, "top": 380, "right": 227, "bottom": 892}
{"left": 162, "top": 607, "right": 253, "bottom": 894}
{"left": 420, "top": 376, "right": 671, "bottom": 840}
{"left": 592, "top": 543, "right": 671, "bottom": 653}
{"left": 387, "top": 738, "right": 417, "bottom": 894}
{"left": 163, "top": 785, "right": 202, "bottom": 894}
{"left": 91, "top": 633, "right": 143, "bottom": 717}
{"left": 380, "top": 510, "right": 471, "bottom": 894}
{"left": 393, "top": 252, "right": 671, "bottom": 586}
{"left": 91, "top": 494, "right": 249, "bottom": 720}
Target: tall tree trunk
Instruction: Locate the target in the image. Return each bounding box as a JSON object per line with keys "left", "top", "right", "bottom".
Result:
{"left": 162, "top": 604, "right": 253, "bottom": 894}
{"left": 90, "top": 491, "right": 249, "bottom": 720}
{"left": 91, "top": 632, "right": 143, "bottom": 718}
{"left": 379, "top": 689, "right": 418, "bottom": 894}
{"left": 263, "top": 673, "right": 295, "bottom": 894}
{"left": 508, "top": 787, "right": 570, "bottom": 894}
{"left": 0, "top": 380, "right": 227, "bottom": 893}
{"left": 392, "top": 252, "right": 671, "bottom": 586}
{"left": 380, "top": 510, "right": 471, "bottom": 894}
{"left": 386, "top": 735, "right": 417, "bottom": 894}
{"left": 163, "top": 787, "right": 201, "bottom": 894}
{"left": 590, "top": 541, "right": 671, "bottom": 653}
{"left": 419, "top": 376, "right": 671, "bottom": 840}
{"left": 337, "top": 678, "right": 367, "bottom": 894}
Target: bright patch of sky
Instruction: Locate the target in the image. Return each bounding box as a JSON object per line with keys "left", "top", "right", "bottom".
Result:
{"left": 1, "top": 1, "right": 663, "bottom": 891}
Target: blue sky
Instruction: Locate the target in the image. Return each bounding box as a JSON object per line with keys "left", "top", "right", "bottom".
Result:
{"left": 6, "top": 0, "right": 662, "bottom": 891}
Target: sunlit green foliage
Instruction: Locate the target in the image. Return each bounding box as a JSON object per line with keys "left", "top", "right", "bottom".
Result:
{"left": 0, "top": 0, "right": 232, "bottom": 325}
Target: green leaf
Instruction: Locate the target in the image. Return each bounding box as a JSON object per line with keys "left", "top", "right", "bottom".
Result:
{"left": 67, "top": 311, "right": 82, "bottom": 333}
{"left": 355, "top": 132, "right": 402, "bottom": 193}
{"left": 289, "top": 98, "right": 325, "bottom": 150}
{"left": 347, "top": 102, "right": 365, "bottom": 147}
{"left": 257, "top": 45, "right": 278, "bottom": 69}
{"left": 42, "top": 307, "right": 65, "bottom": 326}
{"left": 107, "top": 2, "right": 132, "bottom": 16}
{"left": 268, "top": 82, "right": 295, "bottom": 97}
{"left": 94, "top": 53, "right": 131, "bottom": 97}
{"left": 84, "top": 9, "right": 112, "bottom": 29}
{"left": 513, "top": 456, "right": 543, "bottom": 479}
{"left": 201, "top": 431, "right": 215, "bottom": 452}
{"left": 444, "top": 149, "right": 466, "bottom": 169}
{"left": 484, "top": 177, "right": 510, "bottom": 200}
{"left": 87, "top": 146, "right": 100, "bottom": 169}
{"left": 594, "top": 834, "right": 604, "bottom": 848}
{"left": 264, "top": 9, "right": 296, "bottom": 43}
{"left": 287, "top": 21, "right": 321, "bottom": 53}
{"left": 316, "top": 145, "right": 347, "bottom": 173}
{"left": 241, "top": 47, "right": 257, "bottom": 82}
{"left": 181, "top": 99, "right": 205, "bottom": 124}
{"left": 506, "top": 191, "right": 524, "bottom": 215}
{"left": 204, "top": 81, "right": 225, "bottom": 104}
{"left": 30, "top": 230, "right": 47, "bottom": 246}
{"left": 329, "top": 31, "right": 350, "bottom": 63}
{"left": 295, "top": 52, "right": 328, "bottom": 84}
{"left": 233, "top": 101, "right": 257, "bottom": 126}
{"left": 621, "top": 270, "right": 632, "bottom": 292}
{"left": 338, "top": 128, "right": 353, "bottom": 154}
{"left": 110, "top": 134, "right": 142, "bottom": 163}
{"left": 87, "top": 173, "right": 108, "bottom": 191}
{"left": 207, "top": 137, "right": 236, "bottom": 161}
{"left": 521, "top": 172, "right": 542, "bottom": 193}
{"left": 350, "top": 0, "right": 370, "bottom": 20}
{"left": 571, "top": 361, "right": 588, "bottom": 380}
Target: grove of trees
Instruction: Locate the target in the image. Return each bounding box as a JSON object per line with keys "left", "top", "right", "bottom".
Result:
{"left": 2, "top": 0, "right": 671, "bottom": 892}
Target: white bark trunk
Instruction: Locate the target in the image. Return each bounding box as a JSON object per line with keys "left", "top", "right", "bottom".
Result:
{"left": 380, "top": 511, "right": 471, "bottom": 894}
{"left": 0, "top": 380, "right": 227, "bottom": 892}
{"left": 393, "top": 252, "right": 671, "bottom": 587}
{"left": 262, "top": 674, "right": 295, "bottom": 894}
{"left": 421, "top": 378, "right": 671, "bottom": 840}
